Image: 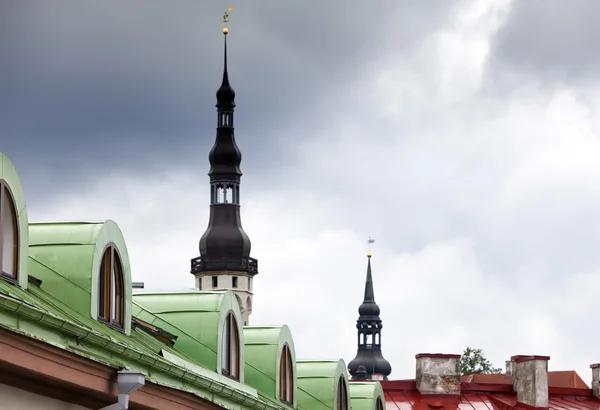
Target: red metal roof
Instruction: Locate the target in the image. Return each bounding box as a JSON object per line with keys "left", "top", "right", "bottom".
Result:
{"left": 381, "top": 372, "right": 598, "bottom": 410}
{"left": 460, "top": 372, "right": 589, "bottom": 389}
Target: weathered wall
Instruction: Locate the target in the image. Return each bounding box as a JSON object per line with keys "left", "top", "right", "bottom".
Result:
{"left": 0, "top": 383, "right": 89, "bottom": 410}
{"left": 415, "top": 354, "right": 461, "bottom": 395}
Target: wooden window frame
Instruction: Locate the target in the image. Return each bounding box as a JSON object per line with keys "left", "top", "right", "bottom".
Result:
{"left": 279, "top": 344, "right": 294, "bottom": 405}
{"left": 98, "top": 244, "right": 125, "bottom": 330}
{"left": 221, "top": 312, "right": 240, "bottom": 381}
{"left": 336, "top": 376, "right": 348, "bottom": 410}
{"left": 0, "top": 180, "right": 18, "bottom": 281}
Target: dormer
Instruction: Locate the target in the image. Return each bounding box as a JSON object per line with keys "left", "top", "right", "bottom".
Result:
{"left": 132, "top": 290, "right": 246, "bottom": 382}
{"left": 349, "top": 381, "right": 386, "bottom": 410}
{"left": 243, "top": 325, "right": 297, "bottom": 408}
{"left": 28, "top": 220, "right": 133, "bottom": 334}
{"left": 297, "top": 359, "right": 352, "bottom": 410}
{"left": 0, "top": 153, "right": 29, "bottom": 290}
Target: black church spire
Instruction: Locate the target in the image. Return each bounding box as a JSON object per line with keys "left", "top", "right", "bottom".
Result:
{"left": 191, "top": 28, "right": 258, "bottom": 277}
{"left": 348, "top": 253, "right": 391, "bottom": 381}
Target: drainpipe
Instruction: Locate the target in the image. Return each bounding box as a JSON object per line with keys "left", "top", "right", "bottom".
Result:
{"left": 100, "top": 370, "right": 146, "bottom": 410}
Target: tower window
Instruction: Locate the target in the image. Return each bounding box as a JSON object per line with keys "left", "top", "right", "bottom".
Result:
{"left": 212, "top": 276, "right": 218, "bottom": 288}
{"left": 279, "top": 344, "right": 294, "bottom": 405}
{"left": 336, "top": 376, "right": 349, "bottom": 410}
{"left": 98, "top": 245, "right": 125, "bottom": 329}
{"left": 232, "top": 276, "right": 238, "bottom": 288}
{"left": 376, "top": 397, "right": 384, "bottom": 410}
{"left": 221, "top": 312, "right": 240, "bottom": 380}
{"left": 0, "top": 181, "right": 18, "bottom": 280}
{"left": 212, "top": 183, "right": 238, "bottom": 205}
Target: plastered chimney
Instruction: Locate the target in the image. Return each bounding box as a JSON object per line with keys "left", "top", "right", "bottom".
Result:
{"left": 590, "top": 364, "right": 600, "bottom": 397}
{"left": 505, "top": 360, "right": 513, "bottom": 377}
{"left": 415, "top": 353, "right": 461, "bottom": 395}
{"left": 511, "top": 355, "right": 549, "bottom": 408}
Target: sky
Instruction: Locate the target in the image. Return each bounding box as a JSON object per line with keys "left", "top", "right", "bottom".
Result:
{"left": 2, "top": 0, "right": 600, "bottom": 382}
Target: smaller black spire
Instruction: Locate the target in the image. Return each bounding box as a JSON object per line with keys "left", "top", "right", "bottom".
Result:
{"left": 216, "top": 30, "right": 235, "bottom": 109}
{"left": 358, "top": 255, "right": 380, "bottom": 317}
{"left": 348, "top": 253, "right": 392, "bottom": 381}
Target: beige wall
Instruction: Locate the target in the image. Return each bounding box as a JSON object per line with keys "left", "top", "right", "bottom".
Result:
{"left": 0, "top": 383, "right": 89, "bottom": 410}
{"left": 195, "top": 272, "right": 254, "bottom": 325}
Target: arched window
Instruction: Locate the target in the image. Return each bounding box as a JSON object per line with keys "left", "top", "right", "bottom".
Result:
{"left": 376, "top": 396, "right": 384, "bottom": 410}
{"left": 98, "top": 245, "right": 125, "bottom": 329}
{"left": 0, "top": 181, "right": 18, "bottom": 279}
{"left": 279, "top": 344, "right": 294, "bottom": 404}
{"left": 336, "top": 376, "right": 348, "bottom": 410}
{"left": 221, "top": 312, "right": 240, "bottom": 380}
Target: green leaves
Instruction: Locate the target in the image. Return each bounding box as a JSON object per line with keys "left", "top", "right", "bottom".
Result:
{"left": 460, "top": 347, "right": 503, "bottom": 376}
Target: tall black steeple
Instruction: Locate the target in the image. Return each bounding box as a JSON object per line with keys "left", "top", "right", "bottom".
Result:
{"left": 348, "top": 253, "right": 392, "bottom": 381}
{"left": 191, "top": 27, "right": 258, "bottom": 281}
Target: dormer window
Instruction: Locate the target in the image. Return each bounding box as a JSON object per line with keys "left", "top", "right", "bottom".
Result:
{"left": 0, "top": 181, "right": 18, "bottom": 280}
{"left": 336, "top": 376, "right": 348, "bottom": 410}
{"left": 376, "top": 397, "right": 384, "bottom": 410}
{"left": 98, "top": 244, "right": 125, "bottom": 329}
{"left": 221, "top": 312, "right": 240, "bottom": 380}
{"left": 279, "top": 344, "right": 294, "bottom": 404}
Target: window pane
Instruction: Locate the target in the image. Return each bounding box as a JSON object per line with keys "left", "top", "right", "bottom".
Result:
{"left": 110, "top": 259, "right": 116, "bottom": 321}
{"left": 221, "top": 315, "right": 229, "bottom": 372}
{"left": 286, "top": 349, "right": 292, "bottom": 402}
{"left": 112, "top": 251, "right": 124, "bottom": 325}
{"left": 2, "top": 187, "right": 16, "bottom": 277}
{"left": 99, "top": 253, "right": 108, "bottom": 318}
{"left": 229, "top": 315, "right": 239, "bottom": 378}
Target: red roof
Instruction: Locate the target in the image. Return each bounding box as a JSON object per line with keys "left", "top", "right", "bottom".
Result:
{"left": 381, "top": 372, "right": 597, "bottom": 410}
{"left": 461, "top": 371, "right": 589, "bottom": 389}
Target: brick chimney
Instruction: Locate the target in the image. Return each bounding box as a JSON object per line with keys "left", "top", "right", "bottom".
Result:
{"left": 511, "top": 355, "right": 549, "bottom": 408}
{"left": 590, "top": 363, "right": 600, "bottom": 398}
{"left": 415, "top": 353, "right": 461, "bottom": 395}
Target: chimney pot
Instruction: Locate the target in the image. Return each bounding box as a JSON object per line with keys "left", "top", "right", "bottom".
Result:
{"left": 511, "top": 355, "right": 549, "bottom": 408}
{"left": 415, "top": 353, "right": 461, "bottom": 395}
{"left": 505, "top": 360, "right": 513, "bottom": 377}
{"left": 590, "top": 364, "right": 600, "bottom": 397}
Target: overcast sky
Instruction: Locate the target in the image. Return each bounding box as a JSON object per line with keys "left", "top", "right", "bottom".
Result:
{"left": 3, "top": 0, "right": 600, "bottom": 382}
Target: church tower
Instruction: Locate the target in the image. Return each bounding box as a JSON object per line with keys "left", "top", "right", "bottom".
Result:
{"left": 348, "top": 253, "right": 392, "bottom": 380}
{"left": 191, "top": 27, "right": 257, "bottom": 326}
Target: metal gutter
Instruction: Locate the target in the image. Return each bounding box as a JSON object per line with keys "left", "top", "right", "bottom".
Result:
{"left": 0, "top": 294, "right": 281, "bottom": 410}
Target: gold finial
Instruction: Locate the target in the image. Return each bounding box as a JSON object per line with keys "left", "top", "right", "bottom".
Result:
{"left": 222, "top": 27, "right": 229, "bottom": 35}
{"left": 367, "top": 237, "right": 375, "bottom": 258}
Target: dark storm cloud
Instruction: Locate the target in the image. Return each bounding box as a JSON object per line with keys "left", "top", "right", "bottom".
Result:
{"left": 488, "top": 0, "right": 600, "bottom": 82}
{"left": 0, "top": 0, "right": 453, "bottom": 198}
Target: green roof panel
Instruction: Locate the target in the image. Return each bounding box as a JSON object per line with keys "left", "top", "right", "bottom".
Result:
{"left": 243, "top": 325, "right": 296, "bottom": 408}
{"left": 133, "top": 290, "right": 246, "bottom": 380}
{"left": 296, "top": 359, "right": 350, "bottom": 410}
{"left": 28, "top": 220, "right": 133, "bottom": 334}
{"left": 349, "top": 381, "right": 386, "bottom": 410}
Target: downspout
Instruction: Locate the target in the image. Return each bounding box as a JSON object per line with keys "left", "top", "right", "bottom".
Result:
{"left": 100, "top": 370, "right": 146, "bottom": 410}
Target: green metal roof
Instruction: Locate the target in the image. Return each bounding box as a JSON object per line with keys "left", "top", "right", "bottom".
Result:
{"left": 349, "top": 381, "right": 386, "bottom": 410}
{"left": 296, "top": 359, "right": 350, "bottom": 410}
{"left": 0, "top": 152, "right": 364, "bottom": 410}
{"left": 29, "top": 221, "right": 133, "bottom": 334}
{"left": 0, "top": 152, "right": 29, "bottom": 290}
{"left": 243, "top": 325, "right": 296, "bottom": 409}
{"left": 133, "top": 290, "right": 246, "bottom": 382}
